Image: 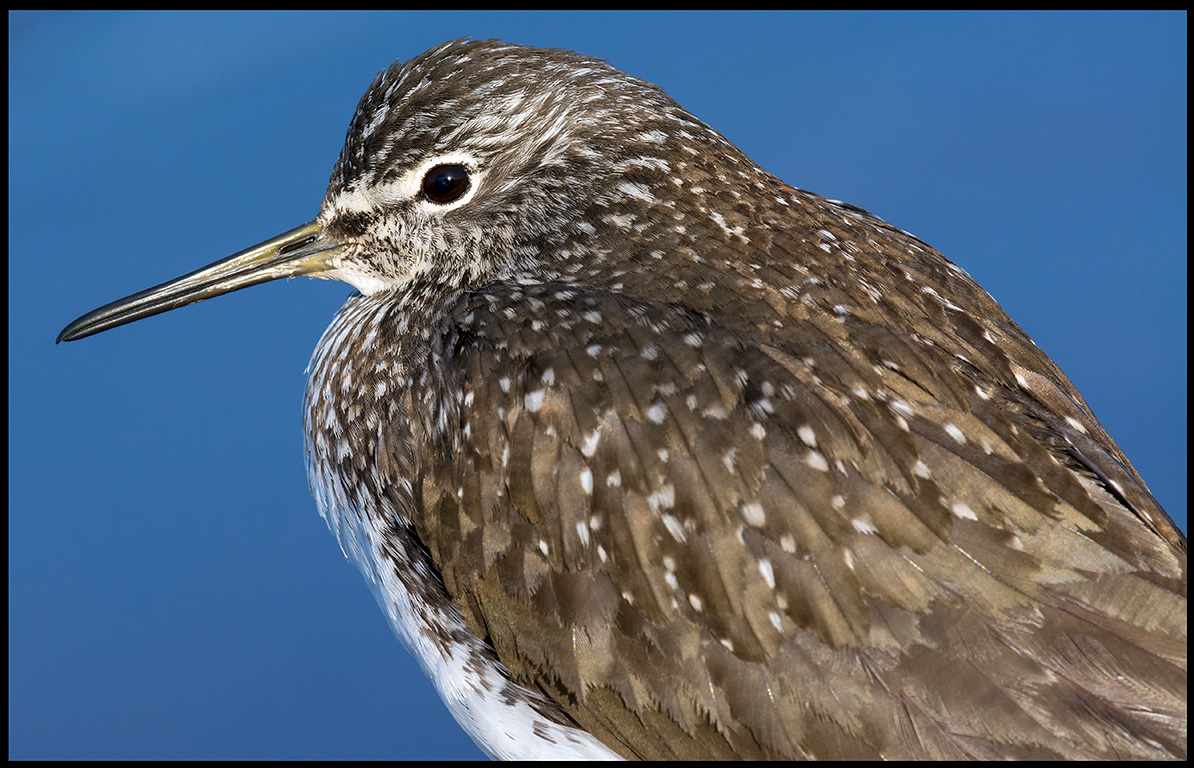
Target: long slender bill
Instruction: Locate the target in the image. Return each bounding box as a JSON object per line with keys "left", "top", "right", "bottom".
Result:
{"left": 58, "top": 221, "right": 350, "bottom": 343}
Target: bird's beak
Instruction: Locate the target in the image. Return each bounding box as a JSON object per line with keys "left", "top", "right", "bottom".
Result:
{"left": 57, "top": 220, "right": 350, "bottom": 343}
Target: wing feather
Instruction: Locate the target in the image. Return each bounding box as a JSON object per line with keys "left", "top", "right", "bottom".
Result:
{"left": 401, "top": 281, "right": 1185, "bottom": 759}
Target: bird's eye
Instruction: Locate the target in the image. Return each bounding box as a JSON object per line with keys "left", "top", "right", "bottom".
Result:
{"left": 422, "top": 164, "right": 471, "bottom": 204}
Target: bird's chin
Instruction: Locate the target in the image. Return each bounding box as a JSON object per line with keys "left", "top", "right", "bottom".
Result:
{"left": 326, "top": 265, "right": 409, "bottom": 296}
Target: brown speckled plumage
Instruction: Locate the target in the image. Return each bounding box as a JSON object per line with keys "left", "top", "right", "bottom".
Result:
{"left": 62, "top": 40, "right": 1186, "bottom": 759}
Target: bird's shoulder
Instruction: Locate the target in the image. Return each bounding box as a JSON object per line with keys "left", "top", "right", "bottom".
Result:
{"left": 396, "top": 279, "right": 1184, "bottom": 759}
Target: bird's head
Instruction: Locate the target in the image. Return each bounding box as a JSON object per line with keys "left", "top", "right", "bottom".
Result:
{"left": 57, "top": 39, "right": 751, "bottom": 342}
{"left": 319, "top": 39, "right": 739, "bottom": 295}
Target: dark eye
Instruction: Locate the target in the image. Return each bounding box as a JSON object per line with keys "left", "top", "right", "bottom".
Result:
{"left": 422, "top": 164, "right": 471, "bottom": 204}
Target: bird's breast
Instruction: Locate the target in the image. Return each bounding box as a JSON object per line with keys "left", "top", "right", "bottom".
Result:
{"left": 300, "top": 290, "right": 623, "bottom": 760}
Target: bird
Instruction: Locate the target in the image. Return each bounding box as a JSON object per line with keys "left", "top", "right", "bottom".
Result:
{"left": 58, "top": 39, "right": 1186, "bottom": 760}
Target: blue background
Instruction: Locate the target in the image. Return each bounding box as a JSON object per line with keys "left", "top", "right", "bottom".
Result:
{"left": 10, "top": 11, "right": 1186, "bottom": 760}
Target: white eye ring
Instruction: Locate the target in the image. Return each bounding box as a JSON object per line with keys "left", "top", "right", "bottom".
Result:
{"left": 422, "top": 164, "right": 471, "bottom": 204}
{"left": 405, "top": 153, "right": 482, "bottom": 213}
{"left": 320, "top": 153, "right": 482, "bottom": 219}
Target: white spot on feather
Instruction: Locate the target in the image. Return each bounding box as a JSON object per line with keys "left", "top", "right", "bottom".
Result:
{"left": 758, "top": 558, "right": 775, "bottom": 589}
{"left": 742, "top": 502, "right": 766, "bottom": 526}
{"left": 952, "top": 502, "right": 978, "bottom": 520}
{"left": 852, "top": 517, "right": 878, "bottom": 535}
{"left": 805, "top": 451, "right": 829, "bottom": 472}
